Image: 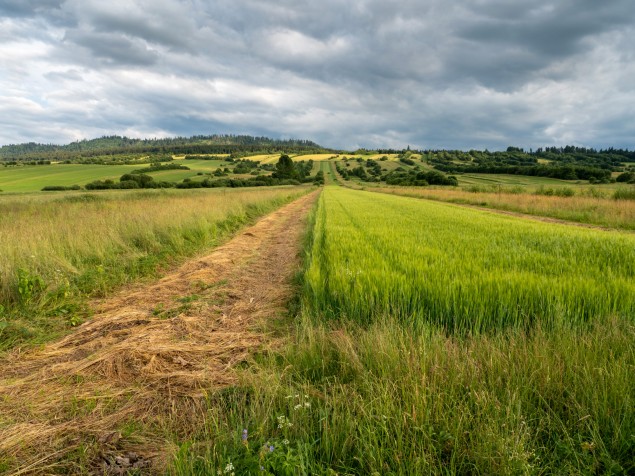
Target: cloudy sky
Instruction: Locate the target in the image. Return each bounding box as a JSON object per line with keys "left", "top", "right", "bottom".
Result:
{"left": 1, "top": 0, "right": 634, "bottom": 150}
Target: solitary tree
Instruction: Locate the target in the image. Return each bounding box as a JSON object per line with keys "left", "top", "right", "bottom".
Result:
{"left": 272, "top": 154, "right": 298, "bottom": 179}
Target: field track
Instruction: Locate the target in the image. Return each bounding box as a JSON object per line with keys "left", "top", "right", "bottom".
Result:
{"left": 0, "top": 190, "right": 319, "bottom": 474}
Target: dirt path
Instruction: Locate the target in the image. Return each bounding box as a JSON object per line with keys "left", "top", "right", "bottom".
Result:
{"left": 0, "top": 190, "right": 319, "bottom": 475}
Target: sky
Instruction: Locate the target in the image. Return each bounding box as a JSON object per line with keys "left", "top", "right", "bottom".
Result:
{"left": 1, "top": 0, "right": 634, "bottom": 151}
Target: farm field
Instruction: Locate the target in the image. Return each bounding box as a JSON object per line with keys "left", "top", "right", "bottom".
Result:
{"left": 305, "top": 188, "right": 635, "bottom": 331}
{"left": 0, "top": 154, "right": 333, "bottom": 192}
{"left": 372, "top": 186, "right": 635, "bottom": 230}
{"left": 1, "top": 184, "right": 634, "bottom": 474}
{"left": 0, "top": 159, "right": 243, "bottom": 193}
{"left": 0, "top": 163, "right": 141, "bottom": 192}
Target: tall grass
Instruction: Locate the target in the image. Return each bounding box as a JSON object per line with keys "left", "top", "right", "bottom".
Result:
{"left": 170, "top": 317, "right": 635, "bottom": 475}
{"left": 0, "top": 187, "right": 308, "bottom": 349}
{"left": 305, "top": 187, "right": 635, "bottom": 333}
{"left": 373, "top": 186, "right": 635, "bottom": 230}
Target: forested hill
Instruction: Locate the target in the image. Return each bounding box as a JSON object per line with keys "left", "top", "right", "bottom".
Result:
{"left": 424, "top": 146, "right": 635, "bottom": 182}
{"left": 0, "top": 135, "right": 326, "bottom": 160}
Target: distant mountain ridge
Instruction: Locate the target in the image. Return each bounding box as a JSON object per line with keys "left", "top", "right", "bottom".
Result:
{"left": 0, "top": 134, "right": 325, "bottom": 159}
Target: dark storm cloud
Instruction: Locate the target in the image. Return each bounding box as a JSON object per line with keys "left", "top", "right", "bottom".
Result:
{"left": 0, "top": 0, "right": 63, "bottom": 17}
{"left": 0, "top": 0, "right": 634, "bottom": 149}
{"left": 63, "top": 29, "right": 159, "bottom": 66}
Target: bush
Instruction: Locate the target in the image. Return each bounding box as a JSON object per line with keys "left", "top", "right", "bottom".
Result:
{"left": 41, "top": 185, "right": 81, "bottom": 191}
{"left": 616, "top": 172, "right": 635, "bottom": 183}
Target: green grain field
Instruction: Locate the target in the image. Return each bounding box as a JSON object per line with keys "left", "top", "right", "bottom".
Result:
{"left": 305, "top": 187, "right": 635, "bottom": 332}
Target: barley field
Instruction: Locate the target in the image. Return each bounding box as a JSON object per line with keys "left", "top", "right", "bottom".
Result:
{"left": 305, "top": 187, "right": 635, "bottom": 332}
{"left": 374, "top": 185, "right": 635, "bottom": 230}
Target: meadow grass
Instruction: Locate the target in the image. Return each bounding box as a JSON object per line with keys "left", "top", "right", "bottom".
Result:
{"left": 372, "top": 186, "right": 635, "bottom": 231}
{"left": 0, "top": 186, "right": 309, "bottom": 350}
{"left": 454, "top": 173, "right": 619, "bottom": 189}
{"left": 171, "top": 187, "right": 635, "bottom": 475}
{"left": 171, "top": 317, "right": 634, "bottom": 475}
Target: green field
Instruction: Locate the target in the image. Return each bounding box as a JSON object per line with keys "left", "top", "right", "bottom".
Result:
{"left": 306, "top": 187, "right": 635, "bottom": 331}
{"left": 0, "top": 164, "right": 142, "bottom": 192}
{"left": 0, "top": 160, "right": 244, "bottom": 193}
{"left": 2, "top": 170, "right": 634, "bottom": 474}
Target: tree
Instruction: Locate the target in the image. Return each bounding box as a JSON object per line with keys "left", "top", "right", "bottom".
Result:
{"left": 272, "top": 154, "right": 298, "bottom": 179}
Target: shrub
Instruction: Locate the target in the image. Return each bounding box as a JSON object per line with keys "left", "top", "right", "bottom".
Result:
{"left": 41, "top": 185, "right": 81, "bottom": 191}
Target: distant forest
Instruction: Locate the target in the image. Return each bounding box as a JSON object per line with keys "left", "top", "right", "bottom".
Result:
{"left": 0, "top": 134, "right": 327, "bottom": 161}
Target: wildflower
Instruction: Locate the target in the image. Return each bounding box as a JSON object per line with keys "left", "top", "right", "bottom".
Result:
{"left": 304, "top": 402, "right": 311, "bottom": 408}
{"left": 242, "top": 429, "right": 248, "bottom": 442}
{"left": 294, "top": 404, "right": 302, "bottom": 410}
{"left": 282, "top": 439, "right": 289, "bottom": 446}
{"left": 224, "top": 461, "right": 234, "bottom": 473}
{"left": 277, "top": 415, "right": 292, "bottom": 428}
{"left": 269, "top": 445, "right": 275, "bottom": 452}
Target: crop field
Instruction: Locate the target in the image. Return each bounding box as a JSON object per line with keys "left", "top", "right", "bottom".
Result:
{"left": 0, "top": 159, "right": 244, "bottom": 193}
{"left": 0, "top": 163, "right": 141, "bottom": 192}
{"left": 168, "top": 185, "right": 634, "bottom": 475}
{"left": 372, "top": 185, "right": 635, "bottom": 230}
{"left": 456, "top": 172, "right": 624, "bottom": 190}
{"left": 305, "top": 187, "right": 635, "bottom": 331}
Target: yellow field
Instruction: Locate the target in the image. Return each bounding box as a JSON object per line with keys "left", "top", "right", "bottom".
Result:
{"left": 243, "top": 154, "right": 281, "bottom": 164}
{"left": 172, "top": 153, "right": 230, "bottom": 160}
{"left": 339, "top": 153, "right": 403, "bottom": 161}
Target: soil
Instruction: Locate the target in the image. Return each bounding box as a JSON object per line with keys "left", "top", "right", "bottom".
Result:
{"left": 0, "top": 190, "right": 319, "bottom": 474}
